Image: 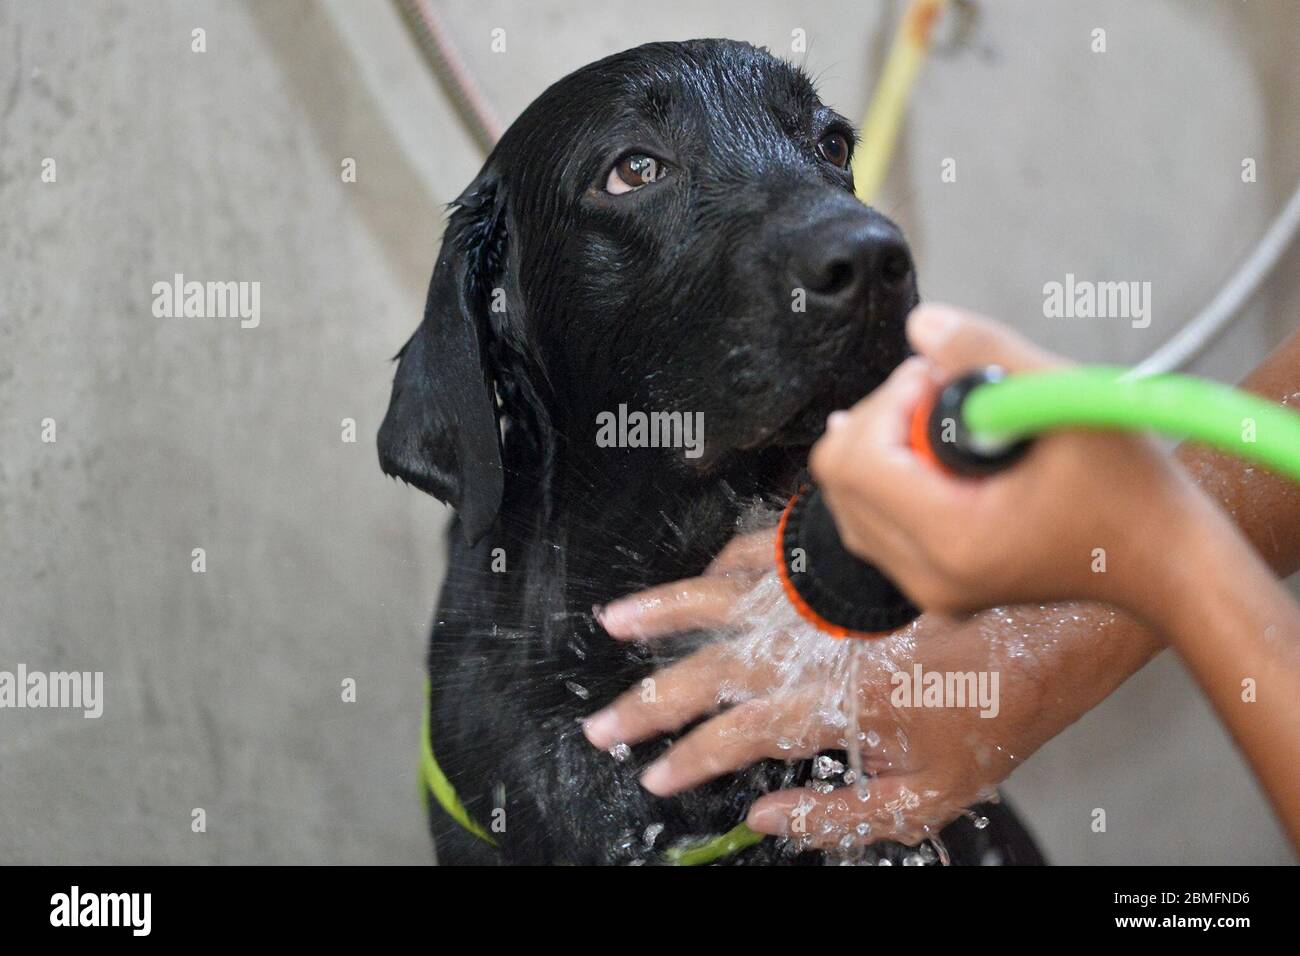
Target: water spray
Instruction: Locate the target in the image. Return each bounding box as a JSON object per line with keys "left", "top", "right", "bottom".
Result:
{"left": 777, "top": 364, "right": 1300, "bottom": 639}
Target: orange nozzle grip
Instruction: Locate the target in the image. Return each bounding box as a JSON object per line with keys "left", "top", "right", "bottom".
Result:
{"left": 908, "top": 387, "right": 954, "bottom": 474}
{"left": 774, "top": 491, "right": 892, "bottom": 640}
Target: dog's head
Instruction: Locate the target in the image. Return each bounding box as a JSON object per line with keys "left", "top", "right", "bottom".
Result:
{"left": 379, "top": 40, "right": 917, "bottom": 542}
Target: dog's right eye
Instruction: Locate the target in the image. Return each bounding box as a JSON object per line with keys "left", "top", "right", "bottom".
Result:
{"left": 605, "top": 153, "right": 668, "bottom": 195}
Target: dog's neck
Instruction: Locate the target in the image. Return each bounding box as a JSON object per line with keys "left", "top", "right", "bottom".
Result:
{"left": 495, "top": 437, "right": 801, "bottom": 613}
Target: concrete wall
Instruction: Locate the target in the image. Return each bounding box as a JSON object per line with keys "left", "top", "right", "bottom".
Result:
{"left": 1, "top": 0, "right": 1296, "bottom": 863}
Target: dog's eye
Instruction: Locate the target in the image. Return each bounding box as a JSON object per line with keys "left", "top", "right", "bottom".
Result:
{"left": 605, "top": 153, "right": 668, "bottom": 195}
{"left": 817, "top": 132, "right": 851, "bottom": 169}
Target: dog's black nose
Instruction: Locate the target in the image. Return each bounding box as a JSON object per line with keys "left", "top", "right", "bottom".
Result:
{"left": 793, "top": 216, "right": 913, "bottom": 306}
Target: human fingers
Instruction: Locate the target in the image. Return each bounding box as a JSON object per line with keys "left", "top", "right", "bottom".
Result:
{"left": 906, "top": 303, "right": 1064, "bottom": 375}
{"left": 746, "top": 776, "right": 953, "bottom": 849}
{"left": 582, "top": 643, "right": 769, "bottom": 750}
{"left": 637, "top": 685, "right": 841, "bottom": 796}
{"left": 596, "top": 575, "right": 751, "bottom": 640}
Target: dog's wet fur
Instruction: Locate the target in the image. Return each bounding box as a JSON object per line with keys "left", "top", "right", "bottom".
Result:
{"left": 379, "top": 39, "right": 1043, "bottom": 864}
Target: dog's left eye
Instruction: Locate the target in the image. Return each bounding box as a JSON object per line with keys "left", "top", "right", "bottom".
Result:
{"left": 817, "top": 132, "right": 851, "bottom": 169}
{"left": 605, "top": 153, "right": 668, "bottom": 195}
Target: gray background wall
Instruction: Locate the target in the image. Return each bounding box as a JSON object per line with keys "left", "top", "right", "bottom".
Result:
{"left": 1, "top": 0, "right": 1296, "bottom": 864}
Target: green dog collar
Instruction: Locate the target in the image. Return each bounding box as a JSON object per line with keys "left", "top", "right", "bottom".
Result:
{"left": 420, "top": 682, "right": 763, "bottom": 864}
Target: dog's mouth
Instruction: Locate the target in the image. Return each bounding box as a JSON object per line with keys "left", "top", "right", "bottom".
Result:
{"left": 691, "top": 296, "right": 915, "bottom": 490}
{"left": 759, "top": 351, "right": 908, "bottom": 449}
{"left": 724, "top": 377, "right": 893, "bottom": 501}
{"left": 777, "top": 302, "right": 915, "bottom": 436}
{"left": 771, "top": 388, "right": 860, "bottom": 447}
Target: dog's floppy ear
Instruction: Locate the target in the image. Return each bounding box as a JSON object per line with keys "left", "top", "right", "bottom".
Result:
{"left": 378, "top": 180, "right": 506, "bottom": 544}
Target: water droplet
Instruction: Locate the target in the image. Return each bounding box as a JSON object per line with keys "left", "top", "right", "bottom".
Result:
{"left": 973, "top": 815, "right": 989, "bottom": 830}
{"left": 565, "top": 680, "right": 589, "bottom": 700}
{"left": 864, "top": 730, "right": 881, "bottom": 748}
{"left": 609, "top": 742, "right": 631, "bottom": 762}
{"left": 813, "top": 755, "right": 844, "bottom": 779}
{"left": 643, "top": 822, "right": 664, "bottom": 848}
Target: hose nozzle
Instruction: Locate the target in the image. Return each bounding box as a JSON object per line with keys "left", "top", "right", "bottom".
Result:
{"left": 776, "top": 364, "right": 1028, "bottom": 639}
{"left": 775, "top": 488, "right": 920, "bottom": 639}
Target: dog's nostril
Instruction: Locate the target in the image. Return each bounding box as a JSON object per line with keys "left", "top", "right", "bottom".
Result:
{"left": 814, "top": 259, "right": 855, "bottom": 297}
{"left": 881, "top": 248, "right": 912, "bottom": 285}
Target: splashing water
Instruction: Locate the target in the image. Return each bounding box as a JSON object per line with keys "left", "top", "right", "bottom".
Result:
{"left": 666, "top": 500, "right": 1113, "bottom": 864}
{"left": 699, "top": 526, "right": 945, "bottom": 864}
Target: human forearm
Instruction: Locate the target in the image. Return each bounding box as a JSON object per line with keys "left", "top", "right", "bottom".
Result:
{"left": 1034, "top": 328, "right": 1300, "bottom": 723}
{"left": 1147, "top": 506, "right": 1300, "bottom": 849}
{"left": 1175, "top": 326, "right": 1300, "bottom": 578}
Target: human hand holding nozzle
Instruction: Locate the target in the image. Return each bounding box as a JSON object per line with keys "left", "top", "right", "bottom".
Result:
{"left": 809, "top": 305, "right": 1211, "bottom": 619}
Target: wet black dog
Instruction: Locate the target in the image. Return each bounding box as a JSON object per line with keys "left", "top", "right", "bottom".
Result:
{"left": 379, "top": 39, "right": 1043, "bottom": 865}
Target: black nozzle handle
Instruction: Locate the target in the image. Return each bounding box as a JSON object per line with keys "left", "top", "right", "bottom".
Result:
{"left": 924, "top": 365, "right": 1033, "bottom": 476}
{"left": 779, "top": 487, "right": 921, "bottom": 636}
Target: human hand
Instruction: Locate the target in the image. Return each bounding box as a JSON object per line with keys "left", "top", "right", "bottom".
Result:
{"left": 810, "top": 304, "right": 1211, "bottom": 619}
{"left": 589, "top": 557, "right": 1137, "bottom": 848}
{"left": 592, "top": 528, "right": 777, "bottom": 640}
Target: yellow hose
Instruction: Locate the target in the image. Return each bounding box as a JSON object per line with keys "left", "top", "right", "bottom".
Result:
{"left": 855, "top": 0, "right": 949, "bottom": 205}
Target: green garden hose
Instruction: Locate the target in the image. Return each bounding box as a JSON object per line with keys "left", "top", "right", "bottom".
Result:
{"left": 961, "top": 366, "right": 1300, "bottom": 484}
